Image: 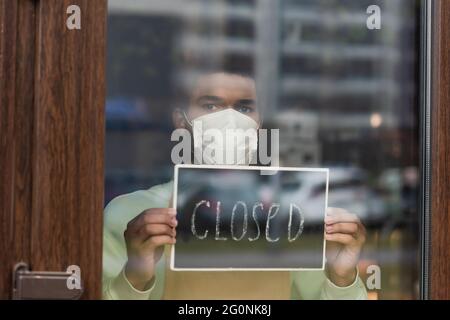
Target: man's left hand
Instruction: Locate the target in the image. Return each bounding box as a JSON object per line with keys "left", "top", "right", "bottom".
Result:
{"left": 325, "top": 207, "right": 366, "bottom": 287}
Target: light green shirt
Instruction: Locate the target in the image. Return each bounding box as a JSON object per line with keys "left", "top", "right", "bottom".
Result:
{"left": 102, "top": 181, "right": 368, "bottom": 300}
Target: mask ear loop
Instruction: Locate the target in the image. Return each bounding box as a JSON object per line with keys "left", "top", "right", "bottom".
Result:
{"left": 179, "top": 109, "right": 197, "bottom": 164}
{"left": 181, "top": 110, "right": 193, "bottom": 127}
{"left": 256, "top": 116, "right": 263, "bottom": 130}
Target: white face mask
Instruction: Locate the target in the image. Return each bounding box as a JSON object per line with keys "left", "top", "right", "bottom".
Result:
{"left": 184, "top": 109, "right": 259, "bottom": 165}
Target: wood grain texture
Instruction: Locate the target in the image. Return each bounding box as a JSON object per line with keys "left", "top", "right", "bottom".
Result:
{"left": 10, "top": 0, "right": 36, "bottom": 299}
{"left": 0, "top": 0, "right": 19, "bottom": 300}
{"left": 0, "top": 0, "right": 106, "bottom": 299}
{"left": 0, "top": 0, "right": 37, "bottom": 300}
{"left": 30, "top": 0, "right": 106, "bottom": 299}
{"left": 430, "top": 0, "right": 450, "bottom": 300}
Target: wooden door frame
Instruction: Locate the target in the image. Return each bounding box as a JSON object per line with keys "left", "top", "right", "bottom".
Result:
{"left": 0, "top": 0, "right": 106, "bottom": 299}
{"left": 429, "top": 0, "right": 450, "bottom": 300}
{"left": 0, "top": 0, "right": 36, "bottom": 300}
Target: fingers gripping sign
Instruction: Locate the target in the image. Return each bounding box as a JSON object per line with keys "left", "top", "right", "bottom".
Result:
{"left": 123, "top": 206, "right": 178, "bottom": 291}
{"left": 325, "top": 207, "right": 366, "bottom": 287}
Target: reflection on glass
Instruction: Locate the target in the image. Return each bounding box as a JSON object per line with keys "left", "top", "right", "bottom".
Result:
{"left": 105, "top": 0, "right": 421, "bottom": 299}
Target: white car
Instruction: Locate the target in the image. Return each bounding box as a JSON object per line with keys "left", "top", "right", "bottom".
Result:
{"left": 279, "top": 167, "right": 386, "bottom": 226}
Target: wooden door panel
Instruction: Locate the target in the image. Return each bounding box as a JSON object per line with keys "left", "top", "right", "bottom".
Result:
{"left": 430, "top": 0, "right": 450, "bottom": 300}
{"left": 0, "top": 0, "right": 36, "bottom": 300}
{"left": 0, "top": 0, "right": 106, "bottom": 299}
{"left": 0, "top": 0, "right": 19, "bottom": 300}
{"left": 31, "top": 0, "right": 106, "bottom": 299}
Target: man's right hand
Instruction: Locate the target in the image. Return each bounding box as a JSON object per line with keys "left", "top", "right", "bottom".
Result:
{"left": 123, "top": 208, "right": 177, "bottom": 291}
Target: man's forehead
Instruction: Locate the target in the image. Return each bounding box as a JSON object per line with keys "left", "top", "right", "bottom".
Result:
{"left": 191, "top": 73, "right": 256, "bottom": 99}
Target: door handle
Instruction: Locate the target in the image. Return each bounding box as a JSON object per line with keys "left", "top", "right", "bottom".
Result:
{"left": 12, "top": 262, "right": 83, "bottom": 300}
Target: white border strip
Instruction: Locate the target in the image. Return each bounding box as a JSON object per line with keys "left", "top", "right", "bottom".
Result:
{"left": 170, "top": 164, "right": 329, "bottom": 271}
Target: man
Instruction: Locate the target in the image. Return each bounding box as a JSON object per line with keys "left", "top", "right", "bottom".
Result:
{"left": 103, "top": 72, "right": 367, "bottom": 299}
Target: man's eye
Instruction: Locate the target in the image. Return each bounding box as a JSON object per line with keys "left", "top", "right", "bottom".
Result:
{"left": 203, "top": 104, "right": 219, "bottom": 111}
{"left": 236, "top": 106, "right": 253, "bottom": 114}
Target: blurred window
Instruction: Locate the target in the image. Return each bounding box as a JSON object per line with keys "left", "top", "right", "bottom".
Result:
{"left": 106, "top": 0, "right": 423, "bottom": 299}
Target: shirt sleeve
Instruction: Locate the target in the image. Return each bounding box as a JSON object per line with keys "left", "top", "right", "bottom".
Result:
{"left": 319, "top": 269, "right": 368, "bottom": 300}
{"left": 291, "top": 269, "right": 368, "bottom": 300}
{"left": 103, "top": 267, "right": 157, "bottom": 300}
{"left": 102, "top": 195, "right": 166, "bottom": 300}
{"left": 103, "top": 235, "right": 164, "bottom": 300}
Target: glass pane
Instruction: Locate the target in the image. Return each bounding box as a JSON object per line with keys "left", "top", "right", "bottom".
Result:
{"left": 104, "top": 0, "right": 423, "bottom": 300}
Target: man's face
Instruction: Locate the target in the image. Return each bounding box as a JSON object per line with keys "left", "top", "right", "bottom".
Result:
{"left": 180, "top": 73, "right": 260, "bottom": 127}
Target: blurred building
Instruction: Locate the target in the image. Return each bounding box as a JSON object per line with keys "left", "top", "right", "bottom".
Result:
{"left": 109, "top": 0, "right": 418, "bottom": 170}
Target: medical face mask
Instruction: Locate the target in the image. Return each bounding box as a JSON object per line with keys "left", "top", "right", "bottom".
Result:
{"left": 184, "top": 108, "right": 259, "bottom": 165}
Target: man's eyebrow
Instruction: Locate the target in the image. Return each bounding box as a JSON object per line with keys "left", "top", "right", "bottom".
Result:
{"left": 235, "top": 99, "right": 256, "bottom": 105}
{"left": 195, "top": 95, "right": 224, "bottom": 104}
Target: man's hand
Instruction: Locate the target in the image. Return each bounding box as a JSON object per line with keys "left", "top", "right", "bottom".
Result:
{"left": 325, "top": 207, "right": 366, "bottom": 287}
{"left": 124, "top": 208, "right": 177, "bottom": 291}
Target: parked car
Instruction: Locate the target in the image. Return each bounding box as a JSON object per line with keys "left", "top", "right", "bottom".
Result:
{"left": 279, "top": 167, "right": 387, "bottom": 227}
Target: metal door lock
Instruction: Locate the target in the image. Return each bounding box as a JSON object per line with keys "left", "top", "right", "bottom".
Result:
{"left": 12, "top": 262, "right": 83, "bottom": 300}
